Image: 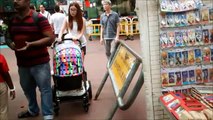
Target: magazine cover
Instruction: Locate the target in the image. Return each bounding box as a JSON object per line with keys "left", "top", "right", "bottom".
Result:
{"left": 210, "top": 28, "right": 213, "bottom": 43}
{"left": 182, "top": 50, "right": 188, "bottom": 65}
{"left": 166, "top": 13, "right": 175, "bottom": 27}
{"left": 194, "top": 0, "right": 203, "bottom": 9}
{"left": 168, "top": 71, "right": 176, "bottom": 86}
{"left": 171, "top": 0, "right": 180, "bottom": 12}
{"left": 160, "top": 0, "right": 174, "bottom": 12}
{"left": 194, "top": 48, "right": 202, "bottom": 64}
{"left": 175, "top": 51, "right": 182, "bottom": 66}
{"left": 180, "top": 13, "right": 187, "bottom": 26}
{"left": 168, "top": 51, "right": 176, "bottom": 67}
{"left": 211, "top": 46, "right": 213, "bottom": 63}
{"left": 160, "top": 12, "right": 167, "bottom": 28}
{"left": 194, "top": 10, "right": 201, "bottom": 24}
{"left": 195, "top": 67, "right": 203, "bottom": 84}
{"left": 203, "top": 29, "right": 210, "bottom": 44}
{"left": 160, "top": 0, "right": 169, "bottom": 12}
{"left": 161, "top": 51, "right": 168, "bottom": 67}
{"left": 182, "top": 68, "right": 189, "bottom": 85}
{"left": 195, "top": 28, "right": 203, "bottom": 45}
{"left": 209, "top": 67, "right": 213, "bottom": 82}
{"left": 161, "top": 69, "right": 169, "bottom": 87}
{"left": 202, "top": 47, "right": 211, "bottom": 64}
{"left": 182, "top": 30, "right": 188, "bottom": 46}
{"left": 179, "top": 0, "right": 187, "bottom": 11}
{"left": 175, "top": 31, "right": 183, "bottom": 47}
{"left": 204, "top": 25, "right": 213, "bottom": 44}
{"left": 187, "top": 11, "right": 195, "bottom": 25}
{"left": 167, "top": 99, "right": 180, "bottom": 110}
{"left": 162, "top": 94, "right": 174, "bottom": 103}
{"left": 202, "top": 66, "right": 209, "bottom": 83}
{"left": 186, "top": 0, "right": 195, "bottom": 10}
{"left": 188, "top": 49, "right": 195, "bottom": 65}
{"left": 175, "top": 71, "right": 182, "bottom": 86}
{"left": 174, "top": 13, "right": 181, "bottom": 26}
{"left": 209, "top": 8, "right": 213, "bottom": 23}
{"left": 167, "top": 31, "right": 175, "bottom": 47}
{"left": 188, "top": 67, "right": 196, "bottom": 84}
{"left": 160, "top": 31, "right": 168, "bottom": 48}
{"left": 201, "top": 7, "right": 210, "bottom": 24}
{"left": 188, "top": 29, "right": 195, "bottom": 46}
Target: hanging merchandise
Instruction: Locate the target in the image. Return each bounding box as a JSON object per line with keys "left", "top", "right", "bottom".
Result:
{"left": 159, "top": 0, "right": 213, "bottom": 88}
{"left": 159, "top": 1, "right": 213, "bottom": 118}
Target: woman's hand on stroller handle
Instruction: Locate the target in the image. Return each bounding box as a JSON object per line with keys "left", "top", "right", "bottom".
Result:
{"left": 52, "top": 37, "right": 82, "bottom": 48}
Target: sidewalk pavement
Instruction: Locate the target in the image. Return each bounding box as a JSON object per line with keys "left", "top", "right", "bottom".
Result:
{"left": 1, "top": 35, "right": 146, "bottom": 120}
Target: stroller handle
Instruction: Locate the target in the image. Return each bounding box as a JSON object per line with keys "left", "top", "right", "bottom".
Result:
{"left": 53, "top": 38, "right": 82, "bottom": 48}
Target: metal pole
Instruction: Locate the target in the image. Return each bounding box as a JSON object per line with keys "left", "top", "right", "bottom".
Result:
{"left": 107, "top": 101, "right": 119, "bottom": 120}
{"left": 94, "top": 71, "right": 109, "bottom": 100}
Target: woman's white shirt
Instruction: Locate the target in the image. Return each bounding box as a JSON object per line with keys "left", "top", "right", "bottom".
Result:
{"left": 64, "top": 17, "right": 87, "bottom": 47}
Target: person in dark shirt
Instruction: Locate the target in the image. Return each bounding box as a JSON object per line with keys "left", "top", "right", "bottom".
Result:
{"left": 6, "top": 0, "right": 54, "bottom": 119}
{"left": 100, "top": 0, "right": 120, "bottom": 59}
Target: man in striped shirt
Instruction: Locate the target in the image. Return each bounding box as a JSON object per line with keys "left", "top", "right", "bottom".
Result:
{"left": 6, "top": 0, "right": 55, "bottom": 119}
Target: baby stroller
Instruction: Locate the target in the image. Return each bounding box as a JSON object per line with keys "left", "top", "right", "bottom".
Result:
{"left": 52, "top": 38, "right": 92, "bottom": 115}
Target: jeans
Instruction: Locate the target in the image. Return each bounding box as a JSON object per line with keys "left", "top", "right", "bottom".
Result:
{"left": 18, "top": 62, "right": 53, "bottom": 119}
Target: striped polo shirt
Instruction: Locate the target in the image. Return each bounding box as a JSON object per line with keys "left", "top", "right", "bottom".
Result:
{"left": 9, "top": 10, "right": 52, "bottom": 67}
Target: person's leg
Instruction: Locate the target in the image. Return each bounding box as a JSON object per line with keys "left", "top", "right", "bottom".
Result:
{"left": 31, "top": 62, "right": 53, "bottom": 120}
{"left": 0, "top": 82, "right": 8, "bottom": 120}
{"left": 104, "top": 40, "right": 113, "bottom": 59}
{"left": 18, "top": 67, "right": 39, "bottom": 115}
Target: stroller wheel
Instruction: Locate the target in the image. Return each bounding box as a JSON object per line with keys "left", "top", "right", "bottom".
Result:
{"left": 54, "top": 106, "right": 59, "bottom": 116}
{"left": 82, "top": 96, "right": 89, "bottom": 112}
{"left": 88, "top": 81, "right": 92, "bottom": 100}
{"left": 52, "top": 85, "right": 60, "bottom": 115}
{"left": 84, "top": 106, "right": 89, "bottom": 112}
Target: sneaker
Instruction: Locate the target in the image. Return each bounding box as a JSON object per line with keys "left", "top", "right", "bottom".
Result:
{"left": 18, "top": 110, "right": 39, "bottom": 118}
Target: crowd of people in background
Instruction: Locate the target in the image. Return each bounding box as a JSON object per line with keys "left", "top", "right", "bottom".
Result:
{"left": 29, "top": 0, "right": 120, "bottom": 59}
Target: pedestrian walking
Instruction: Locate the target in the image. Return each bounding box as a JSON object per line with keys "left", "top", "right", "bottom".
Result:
{"left": 30, "top": 4, "right": 36, "bottom": 11}
{"left": 39, "top": 4, "right": 51, "bottom": 23}
{"left": 50, "top": 5, "right": 66, "bottom": 38}
{"left": 0, "top": 53, "right": 15, "bottom": 120}
{"left": 6, "top": 0, "right": 55, "bottom": 119}
{"left": 100, "top": 0, "right": 120, "bottom": 59}
{"left": 58, "top": 2, "right": 87, "bottom": 60}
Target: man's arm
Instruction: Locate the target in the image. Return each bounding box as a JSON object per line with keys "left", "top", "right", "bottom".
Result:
{"left": 16, "top": 14, "right": 55, "bottom": 51}
{"left": 115, "top": 22, "right": 120, "bottom": 41}
{"left": 100, "top": 25, "right": 104, "bottom": 45}
{"left": 29, "top": 30, "right": 54, "bottom": 47}
{"left": 5, "top": 24, "right": 16, "bottom": 50}
{"left": 100, "top": 16, "right": 104, "bottom": 45}
{"left": 115, "top": 13, "right": 120, "bottom": 41}
{"left": 5, "top": 38, "right": 16, "bottom": 50}
{"left": 3, "top": 71, "right": 15, "bottom": 100}
{"left": 16, "top": 30, "right": 55, "bottom": 51}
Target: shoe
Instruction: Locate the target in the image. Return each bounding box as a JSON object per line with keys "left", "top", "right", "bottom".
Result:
{"left": 18, "top": 110, "right": 39, "bottom": 118}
